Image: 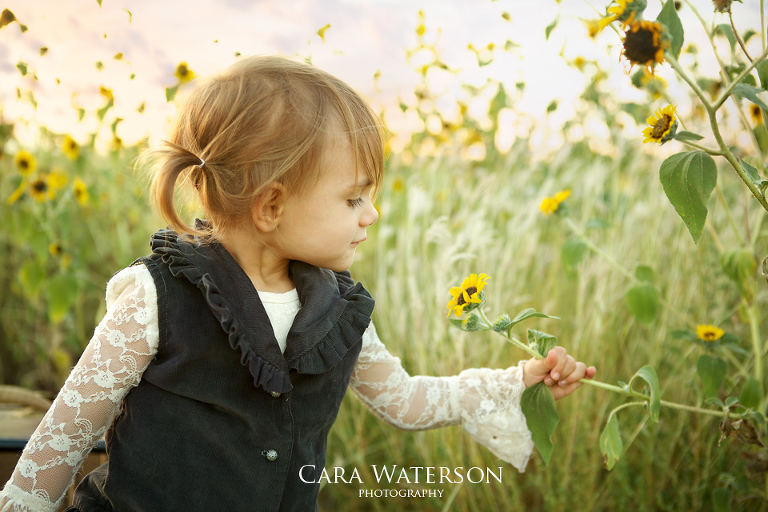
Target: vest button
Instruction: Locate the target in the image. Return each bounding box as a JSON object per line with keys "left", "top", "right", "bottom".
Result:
{"left": 270, "top": 391, "right": 281, "bottom": 398}
{"left": 264, "top": 449, "right": 278, "bottom": 462}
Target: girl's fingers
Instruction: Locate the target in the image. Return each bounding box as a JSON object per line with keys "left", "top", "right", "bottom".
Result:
{"left": 547, "top": 347, "right": 568, "bottom": 381}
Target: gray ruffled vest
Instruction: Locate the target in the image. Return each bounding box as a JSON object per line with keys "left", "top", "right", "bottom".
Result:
{"left": 71, "top": 226, "right": 374, "bottom": 512}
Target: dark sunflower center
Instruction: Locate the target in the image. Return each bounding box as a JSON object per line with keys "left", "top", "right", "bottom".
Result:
{"left": 624, "top": 27, "right": 660, "bottom": 65}
{"left": 19, "top": 159, "right": 29, "bottom": 169}
{"left": 704, "top": 332, "right": 716, "bottom": 341}
{"left": 651, "top": 114, "right": 673, "bottom": 138}
{"left": 32, "top": 180, "right": 47, "bottom": 192}
{"left": 456, "top": 286, "right": 478, "bottom": 306}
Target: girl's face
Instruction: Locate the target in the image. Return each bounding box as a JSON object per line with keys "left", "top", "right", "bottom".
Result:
{"left": 274, "top": 136, "right": 378, "bottom": 272}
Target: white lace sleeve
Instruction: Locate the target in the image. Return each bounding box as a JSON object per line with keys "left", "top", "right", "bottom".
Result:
{"left": 349, "top": 323, "right": 534, "bottom": 472}
{"left": 0, "top": 265, "right": 160, "bottom": 512}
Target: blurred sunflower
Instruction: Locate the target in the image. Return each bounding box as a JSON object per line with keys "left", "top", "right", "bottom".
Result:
{"left": 712, "top": 0, "right": 735, "bottom": 13}
{"left": 175, "top": 62, "right": 195, "bottom": 84}
{"left": 14, "top": 149, "right": 36, "bottom": 176}
{"left": 696, "top": 324, "right": 724, "bottom": 342}
{"left": 750, "top": 104, "right": 764, "bottom": 127}
{"left": 62, "top": 135, "right": 79, "bottom": 160}
{"left": 598, "top": 0, "right": 647, "bottom": 31}
{"left": 48, "top": 242, "right": 63, "bottom": 257}
{"left": 622, "top": 20, "right": 670, "bottom": 72}
{"left": 29, "top": 175, "right": 53, "bottom": 202}
{"left": 642, "top": 104, "right": 678, "bottom": 144}
{"left": 73, "top": 178, "right": 89, "bottom": 206}
{"left": 540, "top": 189, "right": 571, "bottom": 216}
{"left": 447, "top": 273, "right": 490, "bottom": 318}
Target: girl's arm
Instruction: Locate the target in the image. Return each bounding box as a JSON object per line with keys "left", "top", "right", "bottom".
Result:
{"left": 348, "top": 323, "right": 533, "bottom": 472}
{"left": 0, "top": 265, "right": 159, "bottom": 512}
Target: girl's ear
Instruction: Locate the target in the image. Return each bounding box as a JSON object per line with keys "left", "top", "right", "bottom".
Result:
{"left": 250, "top": 182, "right": 286, "bottom": 232}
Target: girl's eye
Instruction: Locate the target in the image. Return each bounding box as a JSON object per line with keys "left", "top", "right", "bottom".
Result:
{"left": 348, "top": 197, "right": 364, "bottom": 208}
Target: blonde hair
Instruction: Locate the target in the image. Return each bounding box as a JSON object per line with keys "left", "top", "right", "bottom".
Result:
{"left": 147, "top": 54, "right": 385, "bottom": 239}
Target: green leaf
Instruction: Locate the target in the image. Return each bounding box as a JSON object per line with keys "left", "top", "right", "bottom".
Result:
{"left": 521, "top": 382, "right": 559, "bottom": 465}
{"left": 508, "top": 308, "right": 559, "bottom": 329}
{"left": 625, "top": 283, "right": 659, "bottom": 324}
{"left": 599, "top": 413, "right": 623, "bottom": 471}
{"left": 724, "top": 396, "right": 739, "bottom": 408}
{"left": 656, "top": 0, "right": 684, "bottom": 58}
{"left": 697, "top": 354, "right": 727, "bottom": 399}
{"left": 732, "top": 83, "right": 768, "bottom": 112}
{"left": 659, "top": 151, "right": 718, "bottom": 243}
{"left": 739, "top": 377, "right": 763, "bottom": 409}
{"left": 635, "top": 265, "right": 654, "bottom": 284}
{"left": 47, "top": 273, "right": 79, "bottom": 323}
{"left": 545, "top": 16, "right": 558, "bottom": 40}
{"left": 20, "top": 261, "right": 45, "bottom": 298}
{"left": 561, "top": 239, "right": 587, "bottom": 272}
{"left": 706, "top": 397, "right": 725, "bottom": 408}
{"left": 96, "top": 99, "right": 113, "bottom": 121}
{"left": 720, "top": 247, "right": 756, "bottom": 296}
{"left": 674, "top": 131, "right": 705, "bottom": 142}
{"left": 739, "top": 158, "right": 768, "bottom": 191}
{"left": 744, "top": 29, "right": 757, "bottom": 45}
{"left": 714, "top": 24, "right": 736, "bottom": 53}
{"left": 585, "top": 218, "right": 610, "bottom": 229}
{"left": 756, "top": 60, "right": 768, "bottom": 90}
{"left": 165, "top": 84, "right": 180, "bottom": 103}
{"left": 713, "top": 487, "right": 733, "bottom": 512}
{"left": 527, "top": 329, "right": 558, "bottom": 358}
{"left": 629, "top": 365, "right": 661, "bottom": 422}
{"left": 670, "top": 329, "right": 697, "bottom": 341}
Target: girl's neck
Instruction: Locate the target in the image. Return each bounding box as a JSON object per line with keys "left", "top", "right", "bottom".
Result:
{"left": 218, "top": 225, "right": 295, "bottom": 293}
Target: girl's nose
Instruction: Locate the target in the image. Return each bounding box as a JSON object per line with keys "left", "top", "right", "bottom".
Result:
{"left": 361, "top": 200, "right": 379, "bottom": 227}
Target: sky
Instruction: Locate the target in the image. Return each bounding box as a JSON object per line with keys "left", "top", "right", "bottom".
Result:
{"left": 0, "top": 0, "right": 765, "bottom": 152}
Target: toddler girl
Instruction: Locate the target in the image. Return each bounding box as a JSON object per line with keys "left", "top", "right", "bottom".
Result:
{"left": 0, "top": 55, "right": 595, "bottom": 512}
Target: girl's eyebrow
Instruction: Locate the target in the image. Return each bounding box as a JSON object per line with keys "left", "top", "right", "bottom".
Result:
{"left": 345, "top": 177, "right": 372, "bottom": 193}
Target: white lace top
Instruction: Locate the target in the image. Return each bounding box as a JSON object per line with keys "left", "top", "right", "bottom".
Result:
{"left": 0, "top": 265, "right": 533, "bottom": 512}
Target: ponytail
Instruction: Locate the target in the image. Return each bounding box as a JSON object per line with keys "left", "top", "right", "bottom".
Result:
{"left": 146, "top": 141, "right": 210, "bottom": 240}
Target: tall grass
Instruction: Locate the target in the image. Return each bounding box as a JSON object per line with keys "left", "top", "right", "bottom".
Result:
{"left": 319, "top": 133, "right": 766, "bottom": 511}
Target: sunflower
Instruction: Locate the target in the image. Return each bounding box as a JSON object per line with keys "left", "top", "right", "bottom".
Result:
{"left": 73, "top": 178, "right": 89, "bottom": 206}
{"left": 696, "top": 324, "right": 724, "bottom": 342}
{"left": 447, "top": 273, "right": 490, "bottom": 318}
{"left": 540, "top": 189, "right": 571, "bottom": 216}
{"left": 62, "top": 135, "right": 79, "bottom": 160}
{"left": 622, "top": 20, "right": 670, "bottom": 72}
{"left": 29, "top": 175, "right": 53, "bottom": 202}
{"left": 175, "top": 62, "right": 195, "bottom": 84}
{"left": 642, "top": 104, "right": 678, "bottom": 144}
{"left": 14, "top": 149, "right": 36, "bottom": 176}
{"left": 49, "top": 242, "right": 63, "bottom": 257}
{"left": 598, "top": 0, "right": 647, "bottom": 31}
{"left": 750, "top": 104, "right": 764, "bottom": 127}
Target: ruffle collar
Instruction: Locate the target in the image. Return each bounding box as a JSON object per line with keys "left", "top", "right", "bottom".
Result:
{"left": 148, "top": 223, "right": 374, "bottom": 393}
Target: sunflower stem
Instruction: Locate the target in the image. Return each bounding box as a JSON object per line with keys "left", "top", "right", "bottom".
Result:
{"left": 729, "top": 9, "right": 753, "bottom": 63}
{"left": 678, "top": 139, "right": 723, "bottom": 155}
{"left": 478, "top": 306, "right": 747, "bottom": 420}
{"left": 711, "top": 46, "right": 768, "bottom": 111}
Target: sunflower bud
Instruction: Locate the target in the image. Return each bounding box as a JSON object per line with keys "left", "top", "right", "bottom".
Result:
{"left": 492, "top": 314, "right": 512, "bottom": 333}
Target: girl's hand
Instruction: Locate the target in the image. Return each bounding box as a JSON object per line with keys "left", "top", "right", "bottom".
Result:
{"left": 523, "top": 347, "right": 596, "bottom": 401}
